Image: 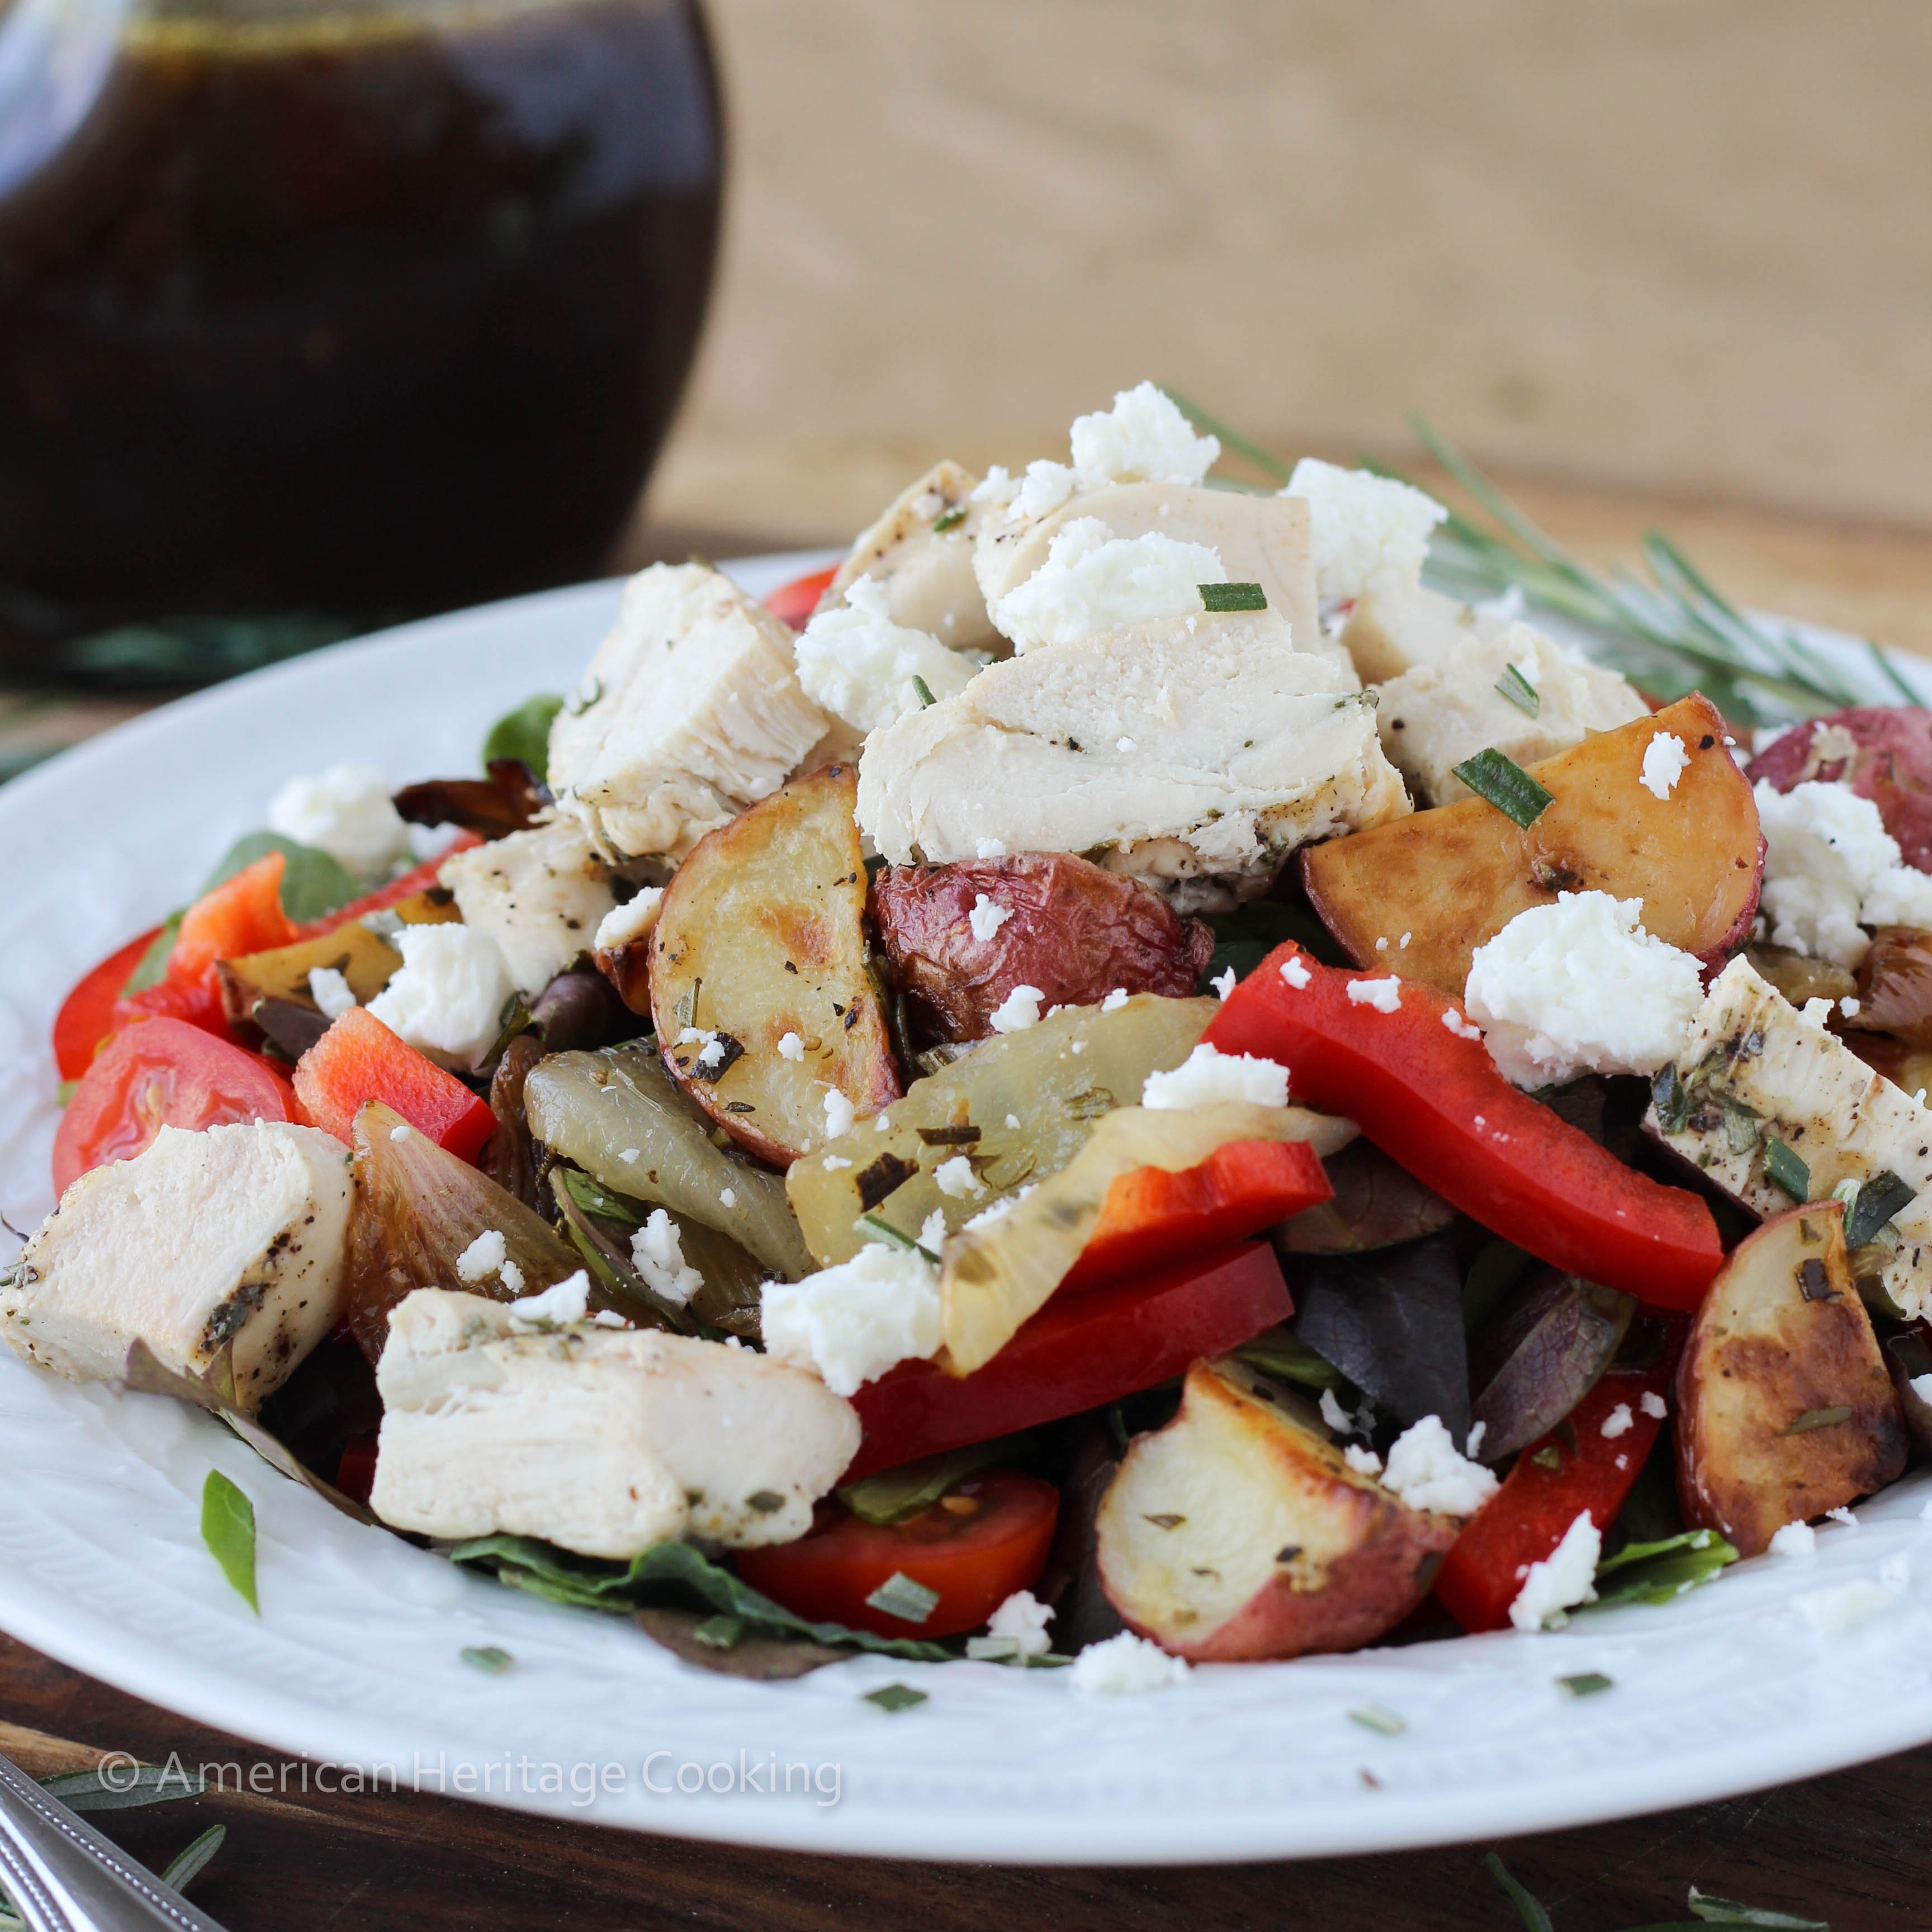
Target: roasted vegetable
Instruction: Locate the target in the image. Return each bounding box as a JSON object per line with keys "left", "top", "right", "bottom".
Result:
{"left": 871, "top": 852, "right": 1214, "bottom": 1044}
{"left": 528, "top": 967, "right": 631, "bottom": 1053}
{"left": 649, "top": 764, "right": 899, "bottom": 1165}
{"left": 523, "top": 1044, "right": 813, "bottom": 1280}
{"left": 1300, "top": 694, "right": 1763, "bottom": 997}
{"left": 1883, "top": 1328, "right": 1932, "bottom": 1457}
{"left": 787, "top": 993, "right": 1218, "bottom": 1266}
{"left": 1467, "top": 1271, "right": 1636, "bottom": 1462}
{"left": 939, "top": 1102, "right": 1354, "bottom": 1375}
{"left": 1675, "top": 1202, "right": 1905, "bottom": 1557}
{"left": 1748, "top": 705, "right": 1932, "bottom": 872}
{"left": 479, "top": 1034, "right": 546, "bottom": 1210}
{"left": 1287, "top": 1233, "right": 1471, "bottom": 1440}
{"left": 1273, "top": 1139, "right": 1455, "bottom": 1254}
{"left": 1095, "top": 1356, "right": 1458, "bottom": 1661}
{"left": 340, "top": 1101, "right": 585, "bottom": 1360}
{"left": 1846, "top": 927, "right": 1932, "bottom": 1048}
{"left": 1745, "top": 945, "right": 1856, "bottom": 1015}
{"left": 392, "top": 760, "right": 550, "bottom": 840}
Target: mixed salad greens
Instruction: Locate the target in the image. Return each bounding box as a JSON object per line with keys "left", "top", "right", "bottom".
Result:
{"left": 10, "top": 383, "right": 1932, "bottom": 1689}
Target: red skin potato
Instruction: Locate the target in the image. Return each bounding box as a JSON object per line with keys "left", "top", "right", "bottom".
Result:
{"left": 872, "top": 851, "right": 1215, "bottom": 1043}
{"left": 1748, "top": 706, "right": 1932, "bottom": 872}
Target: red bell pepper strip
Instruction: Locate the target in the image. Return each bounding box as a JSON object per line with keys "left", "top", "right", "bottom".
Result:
{"left": 1060, "top": 1138, "right": 1332, "bottom": 1292}
{"left": 291, "top": 834, "right": 481, "bottom": 940}
{"left": 1205, "top": 943, "right": 1723, "bottom": 1312}
{"left": 293, "top": 1007, "right": 496, "bottom": 1163}
{"left": 844, "top": 1242, "right": 1290, "bottom": 1481}
{"left": 763, "top": 564, "right": 837, "bottom": 632}
{"left": 53, "top": 927, "right": 165, "bottom": 1081}
{"left": 1432, "top": 1367, "right": 1669, "bottom": 1633}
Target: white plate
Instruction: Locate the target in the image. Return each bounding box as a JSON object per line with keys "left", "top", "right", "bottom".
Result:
{"left": 4, "top": 557, "right": 1932, "bottom": 1867}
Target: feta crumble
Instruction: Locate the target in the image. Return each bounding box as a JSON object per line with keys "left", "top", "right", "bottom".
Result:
{"left": 594, "top": 887, "right": 664, "bottom": 952}
{"left": 1465, "top": 1420, "right": 1488, "bottom": 1458}
{"left": 1101, "top": 987, "right": 1130, "bottom": 1012}
{"left": 1211, "top": 967, "right": 1237, "bottom": 1000}
{"left": 1068, "top": 382, "right": 1220, "bottom": 489}
{"left": 508, "top": 1270, "right": 590, "bottom": 1329}
{"left": 975, "top": 837, "right": 1007, "bottom": 859}
{"left": 1768, "top": 1520, "right": 1817, "bottom": 1559}
{"left": 1012, "top": 460, "right": 1079, "bottom": 520}
{"left": 822, "top": 1088, "right": 858, "bottom": 1139}
{"left": 1463, "top": 892, "right": 1704, "bottom": 1087}
{"left": 1279, "top": 955, "right": 1312, "bottom": 991}
{"left": 719, "top": 1187, "right": 737, "bottom": 1209}
{"left": 988, "top": 985, "right": 1045, "bottom": 1033}
{"left": 308, "top": 965, "right": 358, "bottom": 1020}
{"left": 760, "top": 1243, "right": 943, "bottom": 1396}
{"left": 1801, "top": 996, "right": 1834, "bottom": 1027}
{"left": 1142, "top": 1042, "right": 1290, "bottom": 1111}
{"left": 1442, "top": 1008, "right": 1484, "bottom": 1041}
{"left": 1319, "top": 1386, "right": 1364, "bottom": 1437}
{"left": 1508, "top": 1510, "right": 1601, "bottom": 1630}
{"left": 985, "top": 1589, "right": 1054, "bottom": 1659}
{"left": 1343, "top": 1443, "right": 1384, "bottom": 1476}
{"left": 968, "top": 893, "right": 1013, "bottom": 943}
{"left": 795, "top": 576, "right": 980, "bottom": 734}
{"left": 1282, "top": 458, "right": 1448, "bottom": 601}
{"left": 267, "top": 760, "right": 410, "bottom": 878}
{"left": 1599, "top": 1403, "right": 1633, "bottom": 1439}
{"left": 365, "top": 924, "right": 518, "bottom": 1073}
{"left": 934, "top": 1155, "right": 984, "bottom": 1200}
{"left": 1639, "top": 1391, "right": 1668, "bottom": 1420}
{"left": 1068, "top": 1630, "right": 1189, "bottom": 1696}
{"left": 456, "top": 1229, "right": 508, "bottom": 1284}
{"left": 1639, "top": 732, "right": 1690, "bottom": 800}
{"left": 1754, "top": 778, "right": 1932, "bottom": 966}
{"left": 989, "top": 519, "right": 1225, "bottom": 655}
{"left": 778, "top": 1032, "right": 806, "bottom": 1062}
{"left": 1384, "top": 1415, "right": 1500, "bottom": 1518}
{"left": 1346, "top": 977, "right": 1401, "bottom": 1014}
{"left": 919, "top": 1208, "right": 947, "bottom": 1253}
{"left": 630, "top": 1210, "right": 703, "bottom": 1307}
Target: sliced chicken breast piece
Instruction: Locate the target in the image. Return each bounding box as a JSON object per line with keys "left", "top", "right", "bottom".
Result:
{"left": 439, "top": 819, "right": 615, "bottom": 997}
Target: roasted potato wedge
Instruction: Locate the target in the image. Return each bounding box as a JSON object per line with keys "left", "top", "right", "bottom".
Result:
{"left": 649, "top": 764, "right": 899, "bottom": 1165}
{"left": 1676, "top": 1202, "right": 1905, "bottom": 1556}
{"left": 1301, "top": 694, "right": 1763, "bottom": 997}
{"left": 1096, "top": 1355, "right": 1458, "bottom": 1661}
{"left": 872, "top": 852, "right": 1215, "bottom": 1043}
{"left": 785, "top": 993, "right": 1218, "bottom": 1266}
{"left": 1748, "top": 705, "right": 1932, "bottom": 872}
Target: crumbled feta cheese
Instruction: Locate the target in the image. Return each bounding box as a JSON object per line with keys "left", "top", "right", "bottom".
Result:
{"left": 1599, "top": 1403, "right": 1633, "bottom": 1439}
{"left": 1346, "top": 977, "right": 1401, "bottom": 1014}
{"left": 822, "top": 1088, "right": 858, "bottom": 1139}
{"left": 1465, "top": 1420, "right": 1487, "bottom": 1458}
{"left": 630, "top": 1210, "right": 703, "bottom": 1307}
{"left": 1005, "top": 1112, "right": 1021, "bottom": 1129}
{"left": 778, "top": 1032, "right": 806, "bottom": 1062}
{"left": 1067, "top": 1630, "right": 1189, "bottom": 1696}
{"left": 1910, "top": 1371, "right": 1932, "bottom": 1407}
{"left": 875, "top": 1112, "right": 893, "bottom": 1132}
{"left": 719, "top": 1187, "right": 737, "bottom": 1209}
{"left": 1442, "top": 1008, "right": 1484, "bottom": 1041}
{"left": 1793, "top": 1577, "right": 1903, "bottom": 1633}
{"left": 760, "top": 1243, "right": 943, "bottom": 1395}
{"left": 795, "top": 576, "right": 981, "bottom": 734}
{"left": 969, "top": 893, "right": 1013, "bottom": 943}
{"left": 1383, "top": 1415, "right": 1501, "bottom": 1517}
{"left": 308, "top": 965, "right": 358, "bottom": 1020}
{"left": 1400, "top": 931, "right": 1412, "bottom": 949}
{"left": 1639, "top": 1391, "right": 1668, "bottom": 1420}
{"left": 365, "top": 924, "right": 518, "bottom": 1073}
{"left": 1640, "top": 732, "right": 1691, "bottom": 800}
{"left": 500, "top": 1259, "right": 525, "bottom": 1295}
{"left": 1768, "top": 1519, "right": 1817, "bottom": 1559}
{"left": 934, "top": 1155, "right": 985, "bottom": 1200}
{"left": 1210, "top": 967, "right": 1238, "bottom": 1001}
{"left": 1802, "top": 996, "right": 1834, "bottom": 1027}
{"left": 1463, "top": 892, "right": 1704, "bottom": 1087}
{"left": 594, "top": 888, "right": 664, "bottom": 952}
{"left": 1754, "top": 778, "right": 1931, "bottom": 967}
{"left": 986, "top": 1588, "right": 1054, "bottom": 1658}
{"left": 1859, "top": 863, "right": 1932, "bottom": 931}
{"left": 1825, "top": 1505, "right": 1858, "bottom": 1527}
{"left": 919, "top": 1208, "right": 947, "bottom": 1253}
{"left": 988, "top": 985, "right": 1045, "bottom": 1033}
{"left": 405, "top": 821, "right": 465, "bottom": 864}
{"left": 989, "top": 519, "right": 1225, "bottom": 655}
{"left": 975, "top": 837, "right": 1007, "bottom": 859}
{"left": 1318, "top": 1386, "right": 1361, "bottom": 1436}
{"left": 970, "top": 466, "right": 1019, "bottom": 509}
{"left": 588, "top": 1308, "right": 629, "bottom": 1328}
{"left": 1101, "top": 987, "right": 1130, "bottom": 1012}
{"left": 390, "top": 1123, "right": 412, "bottom": 1142}
{"left": 1841, "top": 996, "right": 1862, "bottom": 1018}
{"left": 1508, "top": 1510, "right": 1601, "bottom": 1630}
{"left": 508, "top": 1270, "right": 590, "bottom": 1329}
{"left": 1279, "top": 955, "right": 1311, "bottom": 991}
{"left": 696, "top": 1036, "right": 729, "bottom": 1072}
{"left": 1142, "top": 1042, "right": 1290, "bottom": 1111}
{"left": 1067, "top": 381, "right": 1219, "bottom": 489}
{"left": 1374, "top": 936, "right": 1388, "bottom": 951}
{"left": 1012, "top": 459, "right": 1079, "bottom": 520}
{"left": 456, "top": 1229, "right": 508, "bottom": 1284}
{"left": 822, "top": 1156, "right": 852, "bottom": 1172}
{"left": 267, "top": 760, "right": 409, "bottom": 878}
{"left": 1343, "top": 1443, "right": 1383, "bottom": 1475}
{"left": 1282, "top": 459, "right": 1448, "bottom": 601}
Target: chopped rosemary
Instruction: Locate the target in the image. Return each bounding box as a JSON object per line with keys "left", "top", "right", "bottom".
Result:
{"left": 1495, "top": 662, "right": 1541, "bottom": 717}
{"left": 1200, "top": 581, "right": 1267, "bottom": 613}
{"left": 864, "top": 1571, "right": 941, "bottom": 1624}
{"left": 855, "top": 1211, "right": 940, "bottom": 1263}
{"left": 1451, "top": 747, "right": 1554, "bottom": 828}
{"left": 1651, "top": 1063, "right": 1692, "bottom": 1135}
{"left": 1556, "top": 1671, "right": 1613, "bottom": 1698}
{"left": 1779, "top": 1405, "right": 1853, "bottom": 1436}
{"left": 932, "top": 505, "right": 967, "bottom": 533}
{"left": 911, "top": 675, "right": 937, "bottom": 708}
{"left": 863, "top": 1683, "right": 929, "bottom": 1713}
{"left": 1763, "top": 1136, "right": 1811, "bottom": 1202}
{"left": 1845, "top": 1169, "right": 1917, "bottom": 1248}
{"left": 1348, "top": 1704, "right": 1406, "bottom": 1735}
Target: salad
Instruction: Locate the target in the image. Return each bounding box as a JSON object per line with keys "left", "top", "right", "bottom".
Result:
{"left": 11, "top": 380, "right": 1932, "bottom": 1690}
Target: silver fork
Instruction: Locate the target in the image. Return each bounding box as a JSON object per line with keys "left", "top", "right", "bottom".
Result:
{"left": 0, "top": 1754, "right": 228, "bottom": 1932}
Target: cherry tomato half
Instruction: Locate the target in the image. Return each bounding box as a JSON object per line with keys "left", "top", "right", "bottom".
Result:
{"left": 52, "top": 928, "right": 163, "bottom": 1081}
{"left": 53, "top": 1016, "right": 300, "bottom": 1196}
{"left": 762, "top": 564, "right": 838, "bottom": 632}
{"left": 734, "top": 1469, "right": 1058, "bottom": 1640}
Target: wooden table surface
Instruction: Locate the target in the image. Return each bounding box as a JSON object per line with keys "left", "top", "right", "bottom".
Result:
{"left": 4, "top": 466, "right": 1930, "bottom": 1929}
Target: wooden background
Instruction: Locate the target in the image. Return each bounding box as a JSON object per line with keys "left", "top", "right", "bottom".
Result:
{"left": 5, "top": 4, "right": 1932, "bottom": 1925}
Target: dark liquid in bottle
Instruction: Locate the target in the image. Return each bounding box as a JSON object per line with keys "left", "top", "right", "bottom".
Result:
{"left": 0, "top": 0, "right": 722, "bottom": 666}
